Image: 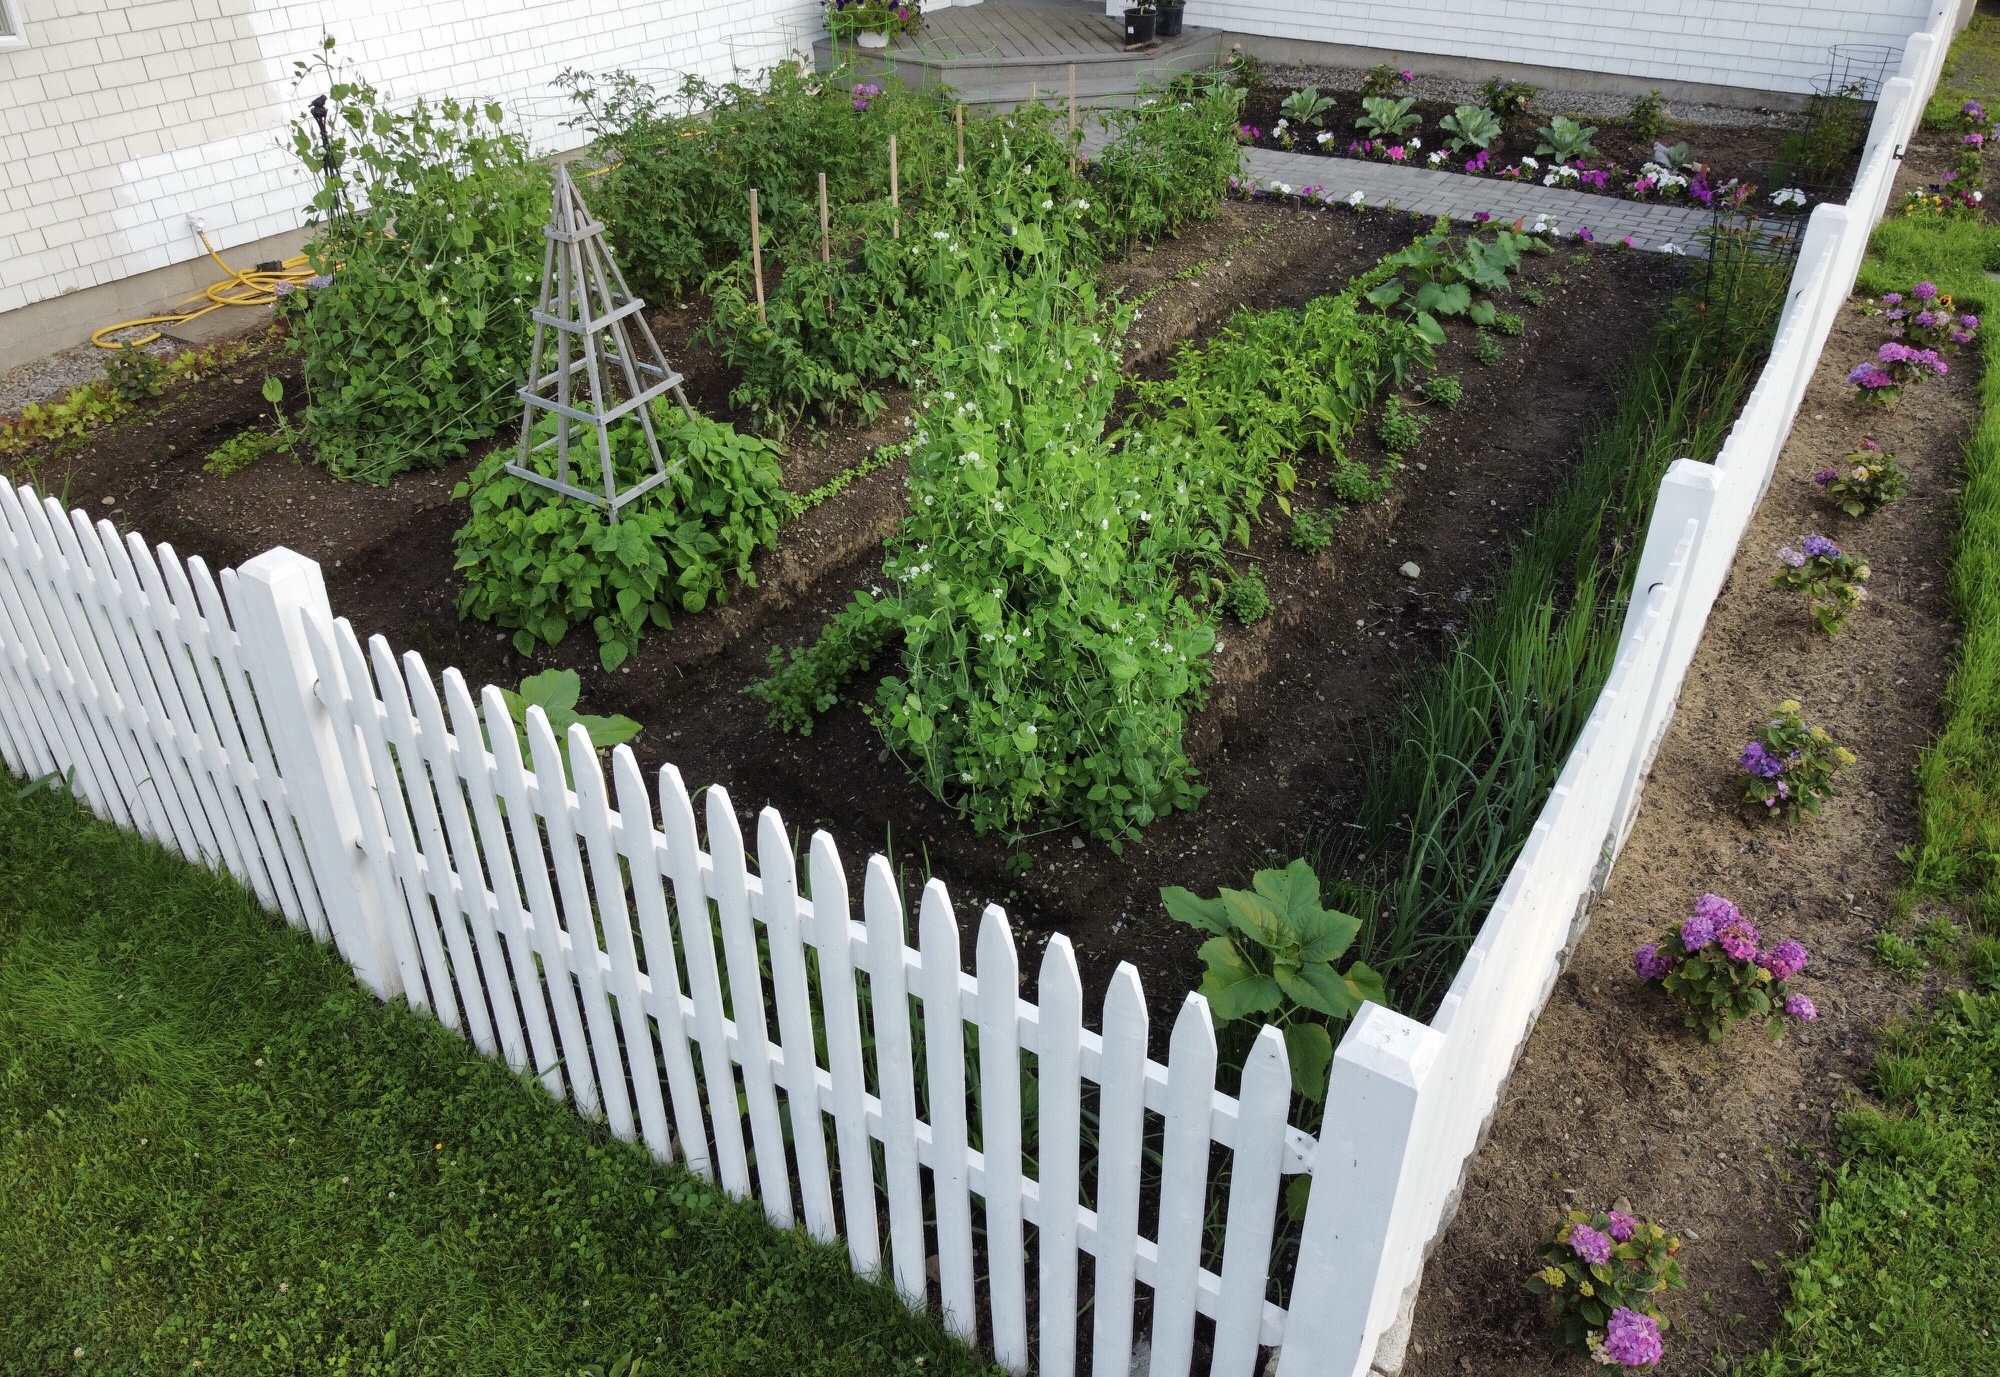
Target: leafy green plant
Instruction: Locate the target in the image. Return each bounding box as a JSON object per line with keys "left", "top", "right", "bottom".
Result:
{"left": 1161, "top": 859, "right": 1386, "bottom": 1099}
{"left": 1517, "top": 285, "right": 1544, "bottom": 309}
{"left": 1, "top": 339, "right": 255, "bottom": 466}
{"left": 1376, "top": 396, "right": 1426, "bottom": 455}
{"left": 202, "top": 378, "right": 298, "bottom": 477}
{"left": 1278, "top": 86, "right": 1335, "bottom": 130}
{"left": 1535, "top": 114, "right": 1599, "bottom": 162}
{"left": 1222, "top": 567, "right": 1271, "bottom": 624}
{"left": 1740, "top": 699, "right": 1856, "bottom": 820}
{"left": 1359, "top": 63, "right": 1410, "bottom": 99}
{"left": 1526, "top": 1208, "right": 1682, "bottom": 1362}
{"left": 496, "top": 668, "right": 641, "bottom": 782}
{"left": 1438, "top": 103, "right": 1502, "bottom": 152}
{"left": 1290, "top": 508, "right": 1338, "bottom": 553}
{"left": 1482, "top": 75, "right": 1538, "bottom": 122}
{"left": 1624, "top": 90, "right": 1668, "bottom": 146}
{"left": 1363, "top": 223, "right": 1535, "bottom": 343}
{"left": 782, "top": 444, "right": 901, "bottom": 520}
{"left": 1356, "top": 95, "right": 1422, "bottom": 142}
{"left": 1813, "top": 440, "right": 1906, "bottom": 516}
{"left": 104, "top": 342, "right": 166, "bottom": 402}
{"left": 748, "top": 590, "right": 904, "bottom": 734}
{"left": 1473, "top": 331, "right": 1506, "bottom": 365}
{"left": 1772, "top": 534, "right": 1869, "bottom": 633}
{"left": 1494, "top": 310, "right": 1525, "bottom": 336}
{"left": 287, "top": 39, "right": 547, "bottom": 483}
{"left": 453, "top": 402, "right": 785, "bottom": 669}
{"left": 1421, "top": 373, "right": 1464, "bottom": 408}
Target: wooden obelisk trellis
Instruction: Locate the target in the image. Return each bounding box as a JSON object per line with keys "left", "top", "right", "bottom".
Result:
{"left": 507, "top": 162, "right": 692, "bottom": 523}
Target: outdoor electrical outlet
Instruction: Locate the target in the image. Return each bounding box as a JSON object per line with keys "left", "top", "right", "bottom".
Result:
{"left": 187, "top": 213, "right": 209, "bottom": 234}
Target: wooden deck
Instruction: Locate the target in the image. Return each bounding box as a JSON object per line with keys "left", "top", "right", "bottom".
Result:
{"left": 812, "top": 0, "right": 1225, "bottom": 107}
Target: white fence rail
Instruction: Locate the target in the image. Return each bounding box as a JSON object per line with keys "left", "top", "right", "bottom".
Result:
{"left": 0, "top": 12, "right": 1956, "bottom": 1374}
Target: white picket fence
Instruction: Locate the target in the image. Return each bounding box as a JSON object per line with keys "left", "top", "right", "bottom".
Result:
{"left": 0, "top": 11, "right": 1957, "bottom": 1375}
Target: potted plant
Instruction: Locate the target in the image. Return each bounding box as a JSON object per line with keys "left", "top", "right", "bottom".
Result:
{"left": 828, "top": 0, "right": 914, "bottom": 49}
{"left": 1156, "top": 0, "right": 1185, "bottom": 37}
{"left": 1123, "top": 0, "right": 1156, "bottom": 49}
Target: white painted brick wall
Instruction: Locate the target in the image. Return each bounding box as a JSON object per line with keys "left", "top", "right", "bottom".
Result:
{"left": 0, "top": 0, "right": 822, "bottom": 316}
{"left": 1197, "top": 0, "right": 1929, "bottom": 98}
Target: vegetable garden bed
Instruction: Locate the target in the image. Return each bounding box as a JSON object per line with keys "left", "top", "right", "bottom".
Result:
{"left": 2, "top": 194, "right": 1688, "bottom": 1011}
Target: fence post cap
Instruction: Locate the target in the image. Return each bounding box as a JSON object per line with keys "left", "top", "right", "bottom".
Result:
{"left": 237, "top": 545, "right": 320, "bottom": 583}
{"left": 1662, "top": 456, "right": 1723, "bottom": 491}
{"left": 1335, "top": 1002, "right": 1445, "bottom": 1089}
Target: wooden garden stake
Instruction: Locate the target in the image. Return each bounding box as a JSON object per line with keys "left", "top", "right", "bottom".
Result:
{"left": 749, "top": 188, "right": 767, "bottom": 323}
{"left": 889, "top": 134, "right": 900, "bottom": 239}
{"left": 1029, "top": 81, "right": 1037, "bottom": 106}
{"left": 818, "top": 172, "right": 831, "bottom": 263}
{"left": 1068, "top": 65, "right": 1077, "bottom": 176}
{"left": 956, "top": 104, "right": 965, "bottom": 171}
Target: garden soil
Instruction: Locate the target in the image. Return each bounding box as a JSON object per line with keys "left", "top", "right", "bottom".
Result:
{"left": 4, "top": 200, "right": 1686, "bottom": 1024}
{"left": 1402, "top": 189, "right": 1981, "bottom": 1373}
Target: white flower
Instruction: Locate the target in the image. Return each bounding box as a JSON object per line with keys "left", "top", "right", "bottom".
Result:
{"left": 1660, "top": 242, "right": 1683, "bottom": 255}
{"left": 1023, "top": 723, "right": 1037, "bottom": 735}
{"left": 1346, "top": 189, "right": 1366, "bottom": 206}
{"left": 1520, "top": 155, "right": 1539, "bottom": 170}
{"left": 1317, "top": 130, "right": 1334, "bottom": 145}
{"left": 1429, "top": 150, "right": 1446, "bottom": 165}
{"left": 1276, "top": 182, "right": 1293, "bottom": 195}
{"left": 1041, "top": 199, "right": 1053, "bottom": 209}
{"left": 1409, "top": 137, "right": 1422, "bottom": 149}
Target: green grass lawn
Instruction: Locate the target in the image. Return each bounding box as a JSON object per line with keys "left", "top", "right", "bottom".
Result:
{"left": 0, "top": 783, "right": 986, "bottom": 1376}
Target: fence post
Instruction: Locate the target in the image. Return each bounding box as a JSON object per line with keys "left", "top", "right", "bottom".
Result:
{"left": 1276, "top": 1003, "right": 1445, "bottom": 1377}
{"left": 230, "top": 547, "right": 400, "bottom": 1000}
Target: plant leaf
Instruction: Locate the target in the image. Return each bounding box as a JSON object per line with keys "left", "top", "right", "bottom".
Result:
{"left": 1162, "top": 885, "right": 1232, "bottom": 936}
{"left": 1283, "top": 1022, "right": 1334, "bottom": 1101}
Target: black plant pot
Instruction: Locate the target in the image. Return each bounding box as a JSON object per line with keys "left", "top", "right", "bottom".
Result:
{"left": 1123, "top": 8, "right": 1156, "bottom": 47}
{"left": 1155, "top": 3, "right": 1184, "bottom": 37}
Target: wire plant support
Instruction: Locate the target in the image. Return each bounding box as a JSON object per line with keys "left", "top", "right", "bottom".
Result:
{"left": 507, "top": 162, "right": 692, "bottom": 523}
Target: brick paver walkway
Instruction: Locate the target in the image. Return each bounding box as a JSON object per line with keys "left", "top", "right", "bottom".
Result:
{"left": 1237, "top": 146, "right": 1718, "bottom": 250}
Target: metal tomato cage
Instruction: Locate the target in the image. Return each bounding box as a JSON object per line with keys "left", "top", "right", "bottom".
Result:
{"left": 507, "top": 161, "right": 692, "bottom": 522}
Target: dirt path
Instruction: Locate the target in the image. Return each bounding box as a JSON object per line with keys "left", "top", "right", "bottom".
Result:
{"left": 1402, "top": 209, "right": 1981, "bottom": 1370}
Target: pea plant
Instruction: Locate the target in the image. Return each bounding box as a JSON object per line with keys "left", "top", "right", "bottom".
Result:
{"left": 287, "top": 38, "right": 547, "bottom": 483}
{"left": 1161, "top": 859, "right": 1387, "bottom": 1100}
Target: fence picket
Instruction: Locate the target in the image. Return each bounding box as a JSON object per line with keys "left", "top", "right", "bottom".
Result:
{"left": 976, "top": 907, "right": 1029, "bottom": 1374}
{"left": 121, "top": 534, "right": 270, "bottom": 905}
{"left": 453, "top": 676, "right": 563, "bottom": 1083}
{"left": 808, "top": 831, "right": 881, "bottom": 1275}
{"left": 300, "top": 617, "right": 429, "bottom": 1008}
{"left": 920, "top": 881, "right": 978, "bottom": 1341}
{"left": 60, "top": 502, "right": 198, "bottom": 855}
{"left": 191, "top": 557, "right": 321, "bottom": 933}
{"left": 490, "top": 693, "right": 599, "bottom": 1113}
{"left": 408, "top": 662, "right": 527, "bottom": 1068}
{"left": 1149, "top": 993, "right": 1219, "bottom": 1377}
{"left": 0, "top": 493, "right": 106, "bottom": 810}
{"left": 1212, "top": 1026, "right": 1290, "bottom": 1376}
{"left": 1092, "top": 964, "right": 1149, "bottom": 1377}
{"left": 657, "top": 764, "right": 749, "bottom": 1196}
{"left": 373, "top": 640, "right": 492, "bottom": 1046}
{"left": 705, "top": 785, "right": 792, "bottom": 1225}
{"left": 756, "top": 809, "right": 837, "bottom": 1240}
{"left": 612, "top": 747, "right": 710, "bottom": 1176}
{"left": 0, "top": 513, "right": 61, "bottom": 779}
{"left": 526, "top": 707, "right": 633, "bottom": 1137}
{"left": 1037, "top": 933, "right": 1085, "bottom": 1377}
{"left": 571, "top": 725, "right": 673, "bottom": 1157}
{"left": 866, "top": 854, "right": 929, "bottom": 1306}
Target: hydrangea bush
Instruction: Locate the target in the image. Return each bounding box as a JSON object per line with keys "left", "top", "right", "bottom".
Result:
{"left": 1813, "top": 439, "right": 1905, "bottom": 517}
{"left": 1848, "top": 341, "right": 1949, "bottom": 402}
{"left": 1772, "top": 534, "right": 1869, "bottom": 633}
{"left": 1870, "top": 282, "right": 1979, "bottom": 350}
{"left": 1739, "top": 699, "right": 1855, "bottom": 819}
{"left": 1525, "top": 1206, "right": 1683, "bottom": 1367}
{"left": 1634, "top": 893, "right": 1820, "bottom": 1041}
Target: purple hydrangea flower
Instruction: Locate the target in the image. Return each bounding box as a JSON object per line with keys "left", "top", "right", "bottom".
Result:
{"left": 1860, "top": 438, "right": 1882, "bottom": 451}
{"left": 1786, "top": 993, "right": 1818, "bottom": 1022}
{"left": 1915, "top": 310, "right": 1943, "bottom": 330}
{"left": 1812, "top": 468, "right": 1838, "bottom": 486}
{"left": 1569, "top": 1221, "right": 1613, "bottom": 1265}
{"left": 1882, "top": 293, "right": 1904, "bottom": 306}
{"left": 1681, "top": 893, "right": 1735, "bottom": 951}
{"left": 1848, "top": 363, "right": 1896, "bottom": 390}
{"left": 1741, "top": 740, "right": 1785, "bottom": 778}
{"left": 1953, "top": 330, "right": 1974, "bottom": 345}
{"left": 1606, "top": 1210, "right": 1638, "bottom": 1242}
{"left": 1961, "top": 315, "right": 1980, "bottom": 330}
{"left": 1717, "top": 915, "right": 1761, "bottom": 961}
{"left": 1913, "top": 281, "right": 1939, "bottom": 300}
{"left": 1604, "top": 1308, "right": 1665, "bottom": 1368}
{"left": 1761, "top": 939, "right": 1810, "bottom": 981}
{"left": 1634, "top": 943, "right": 1674, "bottom": 981}
{"left": 1776, "top": 545, "right": 1807, "bottom": 568}
{"left": 1802, "top": 533, "right": 1840, "bottom": 559}
{"left": 1967, "top": 99, "right": 1988, "bottom": 121}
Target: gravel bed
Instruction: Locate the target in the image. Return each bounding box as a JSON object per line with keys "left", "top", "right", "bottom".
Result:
{"left": 0, "top": 339, "right": 181, "bottom": 419}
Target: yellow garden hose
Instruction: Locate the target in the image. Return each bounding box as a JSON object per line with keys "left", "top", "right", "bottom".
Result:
{"left": 90, "top": 233, "right": 318, "bottom": 349}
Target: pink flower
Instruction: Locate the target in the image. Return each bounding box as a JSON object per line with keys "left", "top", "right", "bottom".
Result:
{"left": 1606, "top": 1210, "right": 1638, "bottom": 1242}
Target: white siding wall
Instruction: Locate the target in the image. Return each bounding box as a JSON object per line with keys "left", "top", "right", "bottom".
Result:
{"left": 0, "top": 0, "right": 820, "bottom": 318}
{"left": 1194, "top": 0, "right": 1931, "bottom": 100}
